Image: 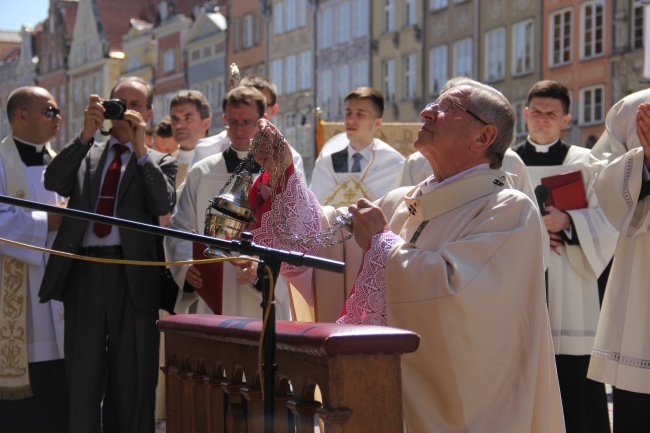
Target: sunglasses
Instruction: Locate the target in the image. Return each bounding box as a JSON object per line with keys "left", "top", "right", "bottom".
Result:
{"left": 25, "top": 106, "right": 61, "bottom": 119}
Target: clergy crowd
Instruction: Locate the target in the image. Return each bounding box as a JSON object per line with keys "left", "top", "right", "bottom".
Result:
{"left": 0, "top": 72, "right": 649, "bottom": 433}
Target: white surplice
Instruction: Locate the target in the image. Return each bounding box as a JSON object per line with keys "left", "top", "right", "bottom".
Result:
{"left": 587, "top": 88, "right": 650, "bottom": 393}
{"left": 0, "top": 143, "right": 64, "bottom": 363}
{"left": 525, "top": 146, "right": 618, "bottom": 355}
{"left": 165, "top": 150, "right": 291, "bottom": 319}
{"left": 309, "top": 134, "right": 405, "bottom": 204}
{"left": 252, "top": 166, "right": 565, "bottom": 433}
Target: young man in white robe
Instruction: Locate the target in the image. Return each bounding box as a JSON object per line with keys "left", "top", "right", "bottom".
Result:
{"left": 244, "top": 78, "right": 565, "bottom": 432}
{"left": 589, "top": 88, "right": 650, "bottom": 433}
{"left": 512, "top": 80, "right": 617, "bottom": 433}
{"left": 0, "top": 87, "right": 67, "bottom": 431}
{"left": 309, "top": 87, "right": 405, "bottom": 207}
{"left": 165, "top": 86, "right": 291, "bottom": 319}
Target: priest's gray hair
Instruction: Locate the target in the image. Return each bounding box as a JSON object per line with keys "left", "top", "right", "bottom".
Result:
{"left": 441, "top": 77, "right": 516, "bottom": 169}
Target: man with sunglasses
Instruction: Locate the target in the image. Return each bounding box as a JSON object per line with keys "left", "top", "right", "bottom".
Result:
{"left": 248, "top": 78, "right": 564, "bottom": 432}
{"left": 165, "top": 86, "right": 291, "bottom": 319}
{"left": 513, "top": 80, "right": 616, "bottom": 433}
{"left": 0, "top": 86, "right": 67, "bottom": 432}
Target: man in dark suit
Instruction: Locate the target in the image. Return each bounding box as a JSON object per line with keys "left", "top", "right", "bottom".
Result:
{"left": 39, "top": 77, "right": 177, "bottom": 433}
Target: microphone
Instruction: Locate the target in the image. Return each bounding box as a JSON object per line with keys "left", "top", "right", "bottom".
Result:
{"left": 534, "top": 185, "right": 549, "bottom": 216}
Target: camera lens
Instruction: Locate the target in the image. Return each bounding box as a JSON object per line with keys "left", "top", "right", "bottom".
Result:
{"left": 101, "top": 99, "right": 126, "bottom": 120}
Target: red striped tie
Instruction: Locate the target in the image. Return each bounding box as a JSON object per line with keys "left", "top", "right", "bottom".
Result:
{"left": 93, "top": 144, "right": 127, "bottom": 238}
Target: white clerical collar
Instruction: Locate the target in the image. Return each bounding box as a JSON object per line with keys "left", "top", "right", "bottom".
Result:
{"left": 420, "top": 163, "right": 490, "bottom": 195}
{"left": 527, "top": 136, "right": 561, "bottom": 153}
{"left": 229, "top": 146, "right": 250, "bottom": 159}
{"left": 13, "top": 136, "right": 46, "bottom": 152}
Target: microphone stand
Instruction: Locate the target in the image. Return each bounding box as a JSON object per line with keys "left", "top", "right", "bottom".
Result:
{"left": 0, "top": 194, "right": 345, "bottom": 433}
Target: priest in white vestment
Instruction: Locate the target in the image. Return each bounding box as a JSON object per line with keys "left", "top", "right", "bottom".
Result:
{"left": 247, "top": 79, "right": 565, "bottom": 432}
{"left": 165, "top": 86, "right": 291, "bottom": 319}
{"left": 0, "top": 87, "right": 67, "bottom": 432}
{"left": 589, "top": 88, "right": 650, "bottom": 432}
{"left": 309, "top": 87, "right": 405, "bottom": 207}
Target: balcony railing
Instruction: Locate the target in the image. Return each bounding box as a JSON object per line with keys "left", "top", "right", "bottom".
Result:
{"left": 159, "top": 314, "right": 420, "bottom": 433}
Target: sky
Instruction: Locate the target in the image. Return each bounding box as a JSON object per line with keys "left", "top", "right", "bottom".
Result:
{"left": 0, "top": 0, "right": 50, "bottom": 32}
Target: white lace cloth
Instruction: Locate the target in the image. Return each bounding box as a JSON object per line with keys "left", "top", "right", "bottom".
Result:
{"left": 252, "top": 168, "right": 401, "bottom": 325}
{"left": 336, "top": 232, "right": 400, "bottom": 326}
{"left": 252, "top": 170, "right": 322, "bottom": 278}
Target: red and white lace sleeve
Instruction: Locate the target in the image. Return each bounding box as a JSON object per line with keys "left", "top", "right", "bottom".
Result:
{"left": 250, "top": 165, "right": 322, "bottom": 279}
{"left": 336, "top": 231, "right": 402, "bottom": 326}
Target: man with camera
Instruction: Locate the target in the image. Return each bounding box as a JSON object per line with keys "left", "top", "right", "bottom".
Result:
{"left": 39, "top": 77, "right": 177, "bottom": 433}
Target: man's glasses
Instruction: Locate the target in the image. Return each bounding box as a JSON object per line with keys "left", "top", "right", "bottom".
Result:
{"left": 225, "top": 120, "right": 258, "bottom": 129}
{"left": 25, "top": 106, "right": 61, "bottom": 119}
{"left": 425, "top": 98, "right": 488, "bottom": 125}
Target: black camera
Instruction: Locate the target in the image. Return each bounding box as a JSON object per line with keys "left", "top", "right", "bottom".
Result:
{"left": 101, "top": 99, "right": 126, "bottom": 120}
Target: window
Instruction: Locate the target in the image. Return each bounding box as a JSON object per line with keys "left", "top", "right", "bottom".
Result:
{"left": 285, "top": 55, "right": 297, "bottom": 94}
{"left": 298, "top": 0, "right": 307, "bottom": 27}
{"left": 275, "top": 2, "right": 284, "bottom": 35}
{"left": 429, "top": 45, "right": 447, "bottom": 96}
{"left": 405, "top": 0, "right": 417, "bottom": 27}
{"left": 632, "top": 1, "right": 644, "bottom": 50}
{"left": 579, "top": 85, "right": 604, "bottom": 125}
{"left": 286, "top": 0, "right": 297, "bottom": 31}
{"left": 299, "top": 51, "right": 311, "bottom": 90}
{"left": 512, "top": 19, "right": 534, "bottom": 75}
{"left": 383, "top": 59, "right": 396, "bottom": 103}
{"left": 321, "top": 8, "right": 333, "bottom": 49}
{"left": 453, "top": 38, "right": 472, "bottom": 77}
{"left": 243, "top": 15, "right": 253, "bottom": 49}
{"left": 352, "top": 59, "right": 369, "bottom": 88}
{"left": 430, "top": 0, "right": 447, "bottom": 12}
{"left": 485, "top": 27, "right": 505, "bottom": 82}
{"left": 512, "top": 100, "right": 527, "bottom": 138}
{"left": 164, "top": 48, "right": 175, "bottom": 73}
{"left": 192, "top": 50, "right": 200, "bottom": 61}
{"left": 384, "top": 0, "right": 396, "bottom": 33}
{"left": 271, "top": 59, "right": 284, "bottom": 95}
{"left": 59, "top": 85, "right": 65, "bottom": 105}
{"left": 550, "top": 8, "right": 572, "bottom": 66}
{"left": 581, "top": 1, "right": 604, "bottom": 59}
{"left": 404, "top": 54, "right": 417, "bottom": 99}
{"left": 353, "top": 0, "right": 369, "bottom": 38}
{"left": 336, "top": 2, "right": 351, "bottom": 44}
{"left": 203, "top": 46, "right": 212, "bottom": 57}
{"left": 336, "top": 65, "right": 350, "bottom": 118}
{"left": 319, "top": 70, "right": 333, "bottom": 120}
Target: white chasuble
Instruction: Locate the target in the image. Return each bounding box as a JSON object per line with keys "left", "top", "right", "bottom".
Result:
{"left": 252, "top": 167, "right": 564, "bottom": 432}
{"left": 526, "top": 146, "right": 617, "bottom": 355}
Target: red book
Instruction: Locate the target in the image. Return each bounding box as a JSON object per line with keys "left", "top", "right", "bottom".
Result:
{"left": 540, "top": 170, "right": 588, "bottom": 211}
{"left": 192, "top": 242, "right": 224, "bottom": 314}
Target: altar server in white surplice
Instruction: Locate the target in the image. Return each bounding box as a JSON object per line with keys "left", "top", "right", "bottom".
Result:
{"left": 309, "top": 87, "right": 404, "bottom": 207}
{"left": 0, "top": 87, "right": 67, "bottom": 432}
{"left": 588, "top": 88, "right": 650, "bottom": 433}
{"left": 247, "top": 78, "right": 564, "bottom": 433}
{"left": 513, "top": 80, "right": 616, "bottom": 433}
{"left": 165, "top": 86, "right": 291, "bottom": 319}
